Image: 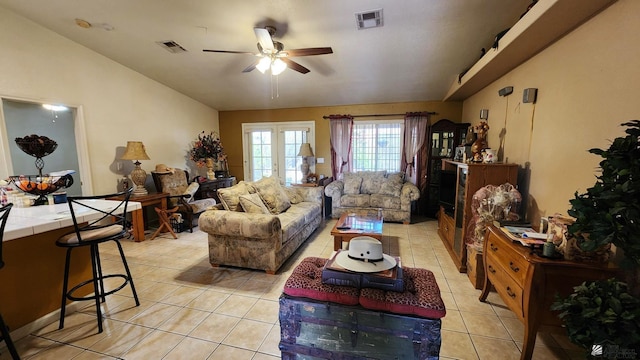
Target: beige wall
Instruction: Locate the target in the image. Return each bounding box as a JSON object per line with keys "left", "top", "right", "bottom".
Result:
{"left": 219, "top": 101, "right": 463, "bottom": 181}
{"left": 0, "top": 8, "right": 219, "bottom": 194}
{"left": 462, "top": 0, "right": 639, "bottom": 226}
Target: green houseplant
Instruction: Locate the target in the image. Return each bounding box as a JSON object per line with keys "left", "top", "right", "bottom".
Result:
{"left": 553, "top": 121, "right": 640, "bottom": 354}
{"left": 551, "top": 279, "right": 640, "bottom": 354}
{"left": 567, "top": 120, "right": 640, "bottom": 268}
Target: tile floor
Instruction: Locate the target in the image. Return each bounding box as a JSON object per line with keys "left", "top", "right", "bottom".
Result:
{"left": 1, "top": 217, "right": 586, "bottom": 360}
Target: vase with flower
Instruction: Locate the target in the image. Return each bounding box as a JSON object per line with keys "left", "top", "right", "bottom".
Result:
{"left": 189, "top": 131, "right": 225, "bottom": 180}
{"left": 471, "top": 121, "right": 489, "bottom": 162}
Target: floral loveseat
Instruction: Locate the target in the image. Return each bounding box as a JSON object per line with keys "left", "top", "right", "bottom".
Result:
{"left": 198, "top": 175, "right": 323, "bottom": 274}
{"left": 324, "top": 171, "right": 420, "bottom": 224}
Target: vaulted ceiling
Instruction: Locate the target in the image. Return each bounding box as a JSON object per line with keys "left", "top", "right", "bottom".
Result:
{"left": 0, "top": 0, "right": 531, "bottom": 110}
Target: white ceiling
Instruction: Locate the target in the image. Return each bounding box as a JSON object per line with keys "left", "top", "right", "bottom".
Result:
{"left": 0, "top": 0, "right": 530, "bottom": 111}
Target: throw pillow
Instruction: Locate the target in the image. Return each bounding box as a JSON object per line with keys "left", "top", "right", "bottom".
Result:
{"left": 252, "top": 175, "right": 291, "bottom": 214}
{"left": 344, "top": 176, "right": 362, "bottom": 195}
{"left": 217, "top": 181, "right": 250, "bottom": 211}
{"left": 183, "top": 182, "right": 199, "bottom": 203}
{"left": 283, "top": 187, "right": 304, "bottom": 204}
{"left": 379, "top": 175, "right": 403, "bottom": 197}
{"left": 238, "top": 193, "right": 270, "bottom": 214}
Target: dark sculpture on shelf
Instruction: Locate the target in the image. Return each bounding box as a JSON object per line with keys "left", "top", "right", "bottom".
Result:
{"left": 9, "top": 134, "right": 74, "bottom": 205}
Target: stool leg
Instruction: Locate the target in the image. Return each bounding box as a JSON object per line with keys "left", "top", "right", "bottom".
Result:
{"left": 92, "top": 245, "right": 106, "bottom": 303}
{"left": 89, "top": 244, "right": 103, "bottom": 333}
{"left": 0, "top": 313, "right": 20, "bottom": 360}
{"left": 59, "top": 248, "right": 73, "bottom": 330}
{"left": 114, "top": 240, "right": 140, "bottom": 306}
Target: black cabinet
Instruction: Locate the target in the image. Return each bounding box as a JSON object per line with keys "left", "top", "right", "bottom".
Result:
{"left": 194, "top": 177, "right": 236, "bottom": 203}
{"left": 424, "top": 119, "right": 470, "bottom": 217}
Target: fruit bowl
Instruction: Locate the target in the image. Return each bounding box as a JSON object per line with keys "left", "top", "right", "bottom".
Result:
{"left": 9, "top": 174, "right": 74, "bottom": 205}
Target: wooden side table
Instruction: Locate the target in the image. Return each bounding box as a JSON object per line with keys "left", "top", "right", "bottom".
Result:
{"left": 107, "top": 192, "right": 168, "bottom": 242}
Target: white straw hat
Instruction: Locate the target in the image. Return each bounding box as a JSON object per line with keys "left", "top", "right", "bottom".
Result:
{"left": 334, "top": 236, "right": 397, "bottom": 273}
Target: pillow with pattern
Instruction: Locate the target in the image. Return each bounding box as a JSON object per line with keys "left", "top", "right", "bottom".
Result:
{"left": 238, "top": 193, "right": 270, "bottom": 214}
{"left": 344, "top": 176, "right": 362, "bottom": 195}
{"left": 217, "top": 181, "right": 250, "bottom": 211}
{"left": 252, "top": 175, "right": 291, "bottom": 214}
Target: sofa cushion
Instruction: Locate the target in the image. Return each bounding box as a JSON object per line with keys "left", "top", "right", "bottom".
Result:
{"left": 370, "top": 194, "right": 401, "bottom": 210}
{"left": 344, "top": 176, "right": 362, "bottom": 195}
{"left": 340, "top": 194, "right": 370, "bottom": 208}
{"left": 239, "top": 193, "right": 270, "bottom": 214}
{"left": 218, "top": 181, "right": 251, "bottom": 211}
{"left": 277, "top": 206, "right": 307, "bottom": 242}
{"left": 283, "top": 187, "right": 304, "bottom": 204}
{"left": 360, "top": 171, "right": 386, "bottom": 194}
{"left": 252, "top": 175, "right": 291, "bottom": 214}
{"left": 359, "top": 267, "right": 446, "bottom": 319}
{"left": 379, "top": 175, "right": 403, "bottom": 197}
{"left": 283, "top": 257, "right": 360, "bottom": 305}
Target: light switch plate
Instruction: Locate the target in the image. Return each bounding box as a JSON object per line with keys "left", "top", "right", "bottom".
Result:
{"left": 317, "top": 158, "right": 325, "bottom": 164}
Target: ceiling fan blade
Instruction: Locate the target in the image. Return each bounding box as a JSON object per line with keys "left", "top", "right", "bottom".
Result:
{"left": 203, "top": 49, "right": 255, "bottom": 54}
{"left": 281, "top": 58, "right": 310, "bottom": 74}
{"left": 242, "top": 61, "right": 258, "bottom": 73}
{"left": 254, "top": 27, "right": 274, "bottom": 52}
{"left": 284, "top": 47, "right": 333, "bottom": 57}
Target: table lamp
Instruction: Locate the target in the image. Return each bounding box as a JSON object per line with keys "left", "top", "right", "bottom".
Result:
{"left": 121, "top": 141, "right": 150, "bottom": 196}
{"left": 297, "top": 143, "right": 314, "bottom": 183}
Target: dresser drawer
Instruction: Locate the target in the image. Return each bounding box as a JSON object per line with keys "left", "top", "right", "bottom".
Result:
{"left": 438, "top": 210, "right": 455, "bottom": 246}
{"left": 485, "top": 254, "right": 524, "bottom": 318}
{"left": 486, "top": 235, "right": 529, "bottom": 286}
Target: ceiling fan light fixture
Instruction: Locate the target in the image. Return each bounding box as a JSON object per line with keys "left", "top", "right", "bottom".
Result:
{"left": 271, "top": 58, "right": 287, "bottom": 75}
{"left": 256, "top": 57, "right": 271, "bottom": 73}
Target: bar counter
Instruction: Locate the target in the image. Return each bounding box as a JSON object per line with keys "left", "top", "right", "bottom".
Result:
{"left": 1, "top": 200, "right": 142, "bottom": 331}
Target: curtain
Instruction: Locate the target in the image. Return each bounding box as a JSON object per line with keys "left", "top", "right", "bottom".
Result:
{"left": 402, "top": 112, "right": 429, "bottom": 177}
{"left": 329, "top": 115, "right": 354, "bottom": 179}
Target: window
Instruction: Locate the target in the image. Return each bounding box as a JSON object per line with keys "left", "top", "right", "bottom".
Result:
{"left": 351, "top": 120, "right": 403, "bottom": 172}
{"left": 242, "top": 121, "right": 314, "bottom": 185}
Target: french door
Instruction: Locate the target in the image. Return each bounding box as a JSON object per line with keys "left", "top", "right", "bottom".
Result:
{"left": 242, "top": 121, "right": 315, "bottom": 185}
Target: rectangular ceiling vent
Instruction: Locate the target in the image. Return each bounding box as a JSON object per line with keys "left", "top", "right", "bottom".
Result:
{"left": 355, "top": 9, "right": 383, "bottom": 30}
{"left": 156, "top": 40, "right": 188, "bottom": 54}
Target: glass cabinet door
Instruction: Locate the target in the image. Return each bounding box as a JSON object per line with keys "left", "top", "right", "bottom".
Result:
{"left": 431, "top": 130, "right": 455, "bottom": 158}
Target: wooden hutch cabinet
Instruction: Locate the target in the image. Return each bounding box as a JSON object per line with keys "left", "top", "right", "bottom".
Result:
{"left": 437, "top": 160, "right": 518, "bottom": 272}
{"left": 424, "top": 119, "right": 469, "bottom": 217}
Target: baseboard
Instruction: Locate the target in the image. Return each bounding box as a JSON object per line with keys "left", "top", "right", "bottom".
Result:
{"left": 3, "top": 301, "right": 87, "bottom": 342}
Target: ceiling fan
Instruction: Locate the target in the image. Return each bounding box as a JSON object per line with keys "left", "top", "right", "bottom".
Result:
{"left": 203, "top": 26, "right": 333, "bottom": 75}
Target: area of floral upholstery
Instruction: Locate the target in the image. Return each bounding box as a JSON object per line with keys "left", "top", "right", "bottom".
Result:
{"left": 198, "top": 176, "right": 323, "bottom": 273}
{"left": 324, "top": 171, "right": 420, "bottom": 224}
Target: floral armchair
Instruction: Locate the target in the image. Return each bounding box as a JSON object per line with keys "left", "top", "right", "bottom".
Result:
{"left": 151, "top": 169, "right": 216, "bottom": 232}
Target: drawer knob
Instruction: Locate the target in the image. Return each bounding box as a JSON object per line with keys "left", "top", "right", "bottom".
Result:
{"left": 490, "top": 243, "right": 498, "bottom": 252}
{"left": 506, "top": 286, "right": 517, "bottom": 298}
{"left": 509, "top": 262, "right": 520, "bottom": 273}
{"left": 488, "top": 265, "right": 496, "bottom": 274}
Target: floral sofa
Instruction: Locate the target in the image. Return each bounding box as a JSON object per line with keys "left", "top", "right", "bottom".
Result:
{"left": 324, "top": 171, "right": 420, "bottom": 224}
{"left": 198, "top": 175, "right": 323, "bottom": 274}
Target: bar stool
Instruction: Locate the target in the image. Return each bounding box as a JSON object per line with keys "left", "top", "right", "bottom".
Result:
{"left": 56, "top": 188, "right": 139, "bottom": 333}
{"left": 0, "top": 203, "right": 20, "bottom": 359}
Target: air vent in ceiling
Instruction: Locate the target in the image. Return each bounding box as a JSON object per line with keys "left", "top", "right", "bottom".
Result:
{"left": 355, "top": 9, "right": 383, "bottom": 30}
{"left": 156, "top": 40, "right": 187, "bottom": 54}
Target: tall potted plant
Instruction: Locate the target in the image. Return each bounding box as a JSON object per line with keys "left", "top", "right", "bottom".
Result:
{"left": 553, "top": 121, "right": 640, "bottom": 354}
{"left": 567, "top": 120, "right": 640, "bottom": 269}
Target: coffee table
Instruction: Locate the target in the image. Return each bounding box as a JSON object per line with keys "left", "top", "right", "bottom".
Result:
{"left": 331, "top": 210, "right": 383, "bottom": 251}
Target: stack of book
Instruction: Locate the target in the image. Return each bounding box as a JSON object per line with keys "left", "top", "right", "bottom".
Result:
{"left": 321, "top": 250, "right": 404, "bottom": 292}
{"left": 494, "top": 222, "right": 547, "bottom": 247}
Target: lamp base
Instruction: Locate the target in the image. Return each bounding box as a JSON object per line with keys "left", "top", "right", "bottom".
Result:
{"left": 132, "top": 185, "right": 148, "bottom": 197}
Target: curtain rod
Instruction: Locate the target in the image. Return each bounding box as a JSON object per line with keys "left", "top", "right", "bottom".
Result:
{"left": 323, "top": 111, "right": 436, "bottom": 119}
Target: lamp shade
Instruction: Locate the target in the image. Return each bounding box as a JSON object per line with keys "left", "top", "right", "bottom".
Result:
{"left": 297, "top": 143, "right": 314, "bottom": 157}
{"left": 121, "top": 141, "right": 150, "bottom": 161}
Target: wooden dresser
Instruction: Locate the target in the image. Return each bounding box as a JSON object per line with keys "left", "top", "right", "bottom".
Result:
{"left": 194, "top": 177, "right": 235, "bottom": 203}
{"left": 480, "top": 225, "right": 618, "bottom": 360}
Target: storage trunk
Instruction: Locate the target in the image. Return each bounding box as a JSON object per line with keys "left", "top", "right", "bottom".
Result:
{"left": 279, "top": 294, "right": 441, "bottom": 360}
